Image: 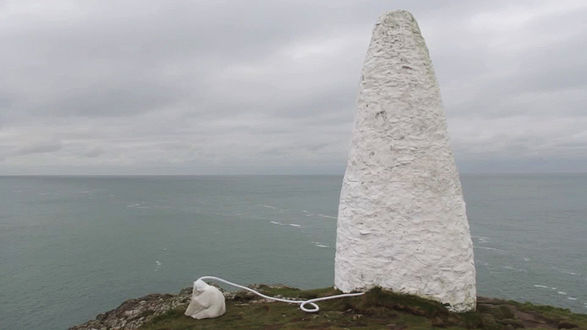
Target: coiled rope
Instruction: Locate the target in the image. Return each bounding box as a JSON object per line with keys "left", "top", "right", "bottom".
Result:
{"left": 197, "top": 276, "right": 365, "bottom": 313}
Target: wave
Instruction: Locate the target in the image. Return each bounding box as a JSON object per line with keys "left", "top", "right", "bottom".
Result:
{"left": 127, "top": 202, "right": 150, "bottom": 209}
{"left": 475, "top": 246, "right": 507, "bottom": 253}
{"left": 472, "top": 235, "right": 490, "bottom": 243}
{"left": 312, "top": 241, "right": 329, "bottom": 248}
{"left": 559, "top": 270, "right": 578, "bottom": 276}
{"left": 316, "top": 214, "right": 337, "bottom": 219}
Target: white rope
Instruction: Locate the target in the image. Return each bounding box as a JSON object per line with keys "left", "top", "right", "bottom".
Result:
{"left": 197, "top": 276, "right": 364, "bottom": 313}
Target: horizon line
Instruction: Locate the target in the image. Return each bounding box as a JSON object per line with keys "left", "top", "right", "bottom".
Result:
{"left": 1, "top": 171, "right": 586, "bottom": 177}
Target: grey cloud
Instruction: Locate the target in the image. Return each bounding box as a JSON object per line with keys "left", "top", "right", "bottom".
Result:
{"left": 46, "top": 83, "right": 185, "bottom": 117}
{"left": 81, "top": 147, "right": 103, "bottom": 158}
{"left": 16, "top": 141, "right": 62, "bottom": 155}
{"left": 0, "top": 0, "right": 586, "bottom": 174}
{"left": 0, "top": 138, "right": 62, "bottom": 161}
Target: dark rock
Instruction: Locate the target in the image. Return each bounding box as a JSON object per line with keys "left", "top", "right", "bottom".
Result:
{"left": 500, "top": 318, "right": 526, "bottom": 328}
{"left": 69, "top": 292, "right": 191, "bottom": 329}
{"left": 558, "top": 321, "right": 579, "bottom": 329}
{"left": 480, "top": 313, "right": 498, "bottom": 327}
{"left": 69, "top": 284, "right": 288, "bottom": 329}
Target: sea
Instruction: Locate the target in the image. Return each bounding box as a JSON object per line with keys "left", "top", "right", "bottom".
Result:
{"left": 1, "top": 174, "right": 586, "bottom": 329}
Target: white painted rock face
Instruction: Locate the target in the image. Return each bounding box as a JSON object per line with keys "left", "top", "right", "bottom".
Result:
{"left": 334, "top": 10, "right": 476, "bottom": 312}
{"left": 185, "top": 279, "right": 226, "bottom": 319}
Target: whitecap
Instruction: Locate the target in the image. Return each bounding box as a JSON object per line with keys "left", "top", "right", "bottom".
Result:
{"left": 568, "top": 297, "right": 577, "bottom": 301}
{"left": 533, "top": 284, "right": 549, "bottom": 289}
{"left": 313, "top": 242, "right": 329, "bottom": 248}
{"left": 557, "top": 291, "right": 567, "bottom": 295}
{"left": 472, "top": 235, "right": 490, "bottom": 243}
{"left": 262, "top": 204, "right": 277, "bottom": 209}
{"left": 289, "top": 223, "right": 301, "bottom": 227}
{"left": 317, "top": 214, "right": 337, "bottom": 219}
{"left": 475, "top": 246, "right": 506, "bottom": 253}
{"left": 270, "top": 221, "right": 282, "bottom": 225}
{"left": 561, "top": 271, "right": 577, "bottom": 276}
{"left": 500, "top": 265, "right": 526, "bottom": 273}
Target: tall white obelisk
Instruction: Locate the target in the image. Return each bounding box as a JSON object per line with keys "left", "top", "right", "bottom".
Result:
{"left": 334, "top": 10, "right": 476, "bottom": 312}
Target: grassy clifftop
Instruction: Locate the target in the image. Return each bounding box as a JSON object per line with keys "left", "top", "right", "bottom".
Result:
{"left": 139, "top": 286, "right": 586, "bottom": 329}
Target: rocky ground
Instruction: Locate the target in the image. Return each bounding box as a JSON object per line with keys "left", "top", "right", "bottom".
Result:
{"left": 71, "top": 285, "right": 587, "bottom": 329}
{"left": 70, "top": 289, "right": 192, "bottom": 330}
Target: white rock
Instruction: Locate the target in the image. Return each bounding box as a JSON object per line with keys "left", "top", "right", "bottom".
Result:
{"left": 184, "top": 279, "right": 226, "bottom": 319}
{"left": 334, "top": 10, "right": 476, "bottom": 312}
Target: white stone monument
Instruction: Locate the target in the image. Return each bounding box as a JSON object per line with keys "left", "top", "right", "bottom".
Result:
{"left": 334, "top": 10, "right": 476, "bottom": 312}
{"left": 185, "top": 279, "right": 226, "bottom": 319}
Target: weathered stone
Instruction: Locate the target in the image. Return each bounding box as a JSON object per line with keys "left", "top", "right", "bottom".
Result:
{"left": 334, "top": 10, "right": 476, "bottom": 312}
{"left": 69, "top": 290, "right": 191, "bottom": 330}
{"left": 184, "top": 279, "right": 226, "bottom": 319}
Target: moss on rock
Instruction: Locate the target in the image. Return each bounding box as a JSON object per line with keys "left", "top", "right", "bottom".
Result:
{"left": 72, "top": 285, "right": 587, "bottom": 329}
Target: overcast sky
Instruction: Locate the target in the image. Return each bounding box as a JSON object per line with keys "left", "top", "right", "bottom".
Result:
{"left": 1, "top": 0, "right": 586, "bottom": 175}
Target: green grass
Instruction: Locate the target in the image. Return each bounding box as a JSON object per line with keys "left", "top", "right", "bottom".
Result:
{"left": 141, "top": 286, "right": 587, "bottom": 329}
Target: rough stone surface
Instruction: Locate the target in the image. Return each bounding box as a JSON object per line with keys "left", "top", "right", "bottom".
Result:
{"left": 69, "top": 285, "right": 285, "bottom": 329}
{"left": 334, "top": 10, "right": 476, "bottom": 312}
{"left": 184, "top": 279, "right": 226, "bottom": 319}
{"left": 69, "top": 288, "right": 192, "bottom": 330}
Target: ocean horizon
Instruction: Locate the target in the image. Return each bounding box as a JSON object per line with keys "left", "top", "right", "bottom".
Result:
{"left": 1, "top": 173, "right": 586, "bottom": 329}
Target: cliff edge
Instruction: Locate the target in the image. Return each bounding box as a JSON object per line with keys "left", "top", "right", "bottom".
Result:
{"left": 71, "top": 285, "right": 586, "bottom": 329}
